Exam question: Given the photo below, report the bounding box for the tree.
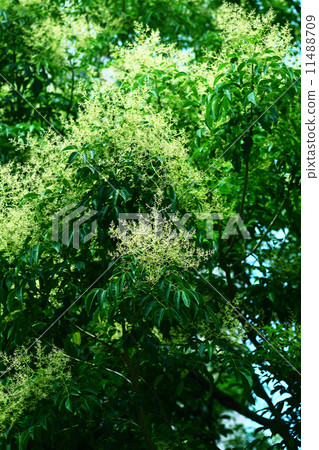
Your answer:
[0,1,300,448]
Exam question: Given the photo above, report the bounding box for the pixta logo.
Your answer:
[118,212,251,240]
[52,204,97,249]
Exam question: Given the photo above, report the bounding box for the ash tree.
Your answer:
[0,2,300,449]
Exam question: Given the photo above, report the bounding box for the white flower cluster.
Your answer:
[109,206,213,284]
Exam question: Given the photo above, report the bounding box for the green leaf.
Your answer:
[199,343,205,358]
[176,380,184,396]
[209,311,220,330]
[16,285,23,304]
[180,369,189,379]
[239,371,253,393]
[112,189,119,207]
[67,151,79,166]
[120,188,131,203]
[154,374,164,387]
[174,291,181,310]
[246,58,258,65]
[73,332,81,345]
[52,241,61,253]
[40,415,48,431]
[205,101,213,129]
[164,283,172,302]
[223,88,231,101]
[6,290,18,312]
[181,291,190,307]
[23,192,39,200]
[217,62,229,72]
[75,260,85,271]
[189,290,199,305]
[109,282,119,301]
[30,244,40,265]
[247,91,257,106]
[18,430,30,450]
[62,145,78,151]
[211,94,223,121]
[145,300,156,318]
[155,308,165,327]
[65,397,72,412]
[213,73,224,85]
[85,288,99,315]
[7,324,15,339]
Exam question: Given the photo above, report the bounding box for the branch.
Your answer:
[140,376,171,427]
[189,371,297,447]
[214,387,272,428]
[214,386,299,447]
[67,321,122,357]
[231,175,295,268]
[121,323,155,450]
[252,373,281,420]
[231,195,286,268]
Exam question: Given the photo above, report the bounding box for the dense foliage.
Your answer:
[0,0,300,448]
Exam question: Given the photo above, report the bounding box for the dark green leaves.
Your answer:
[155,308,165,327]
[30,244,40,266]
[66,151,79,166]
[205,93,228,128]
[164,282,172,302]
[84,288,100,316]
